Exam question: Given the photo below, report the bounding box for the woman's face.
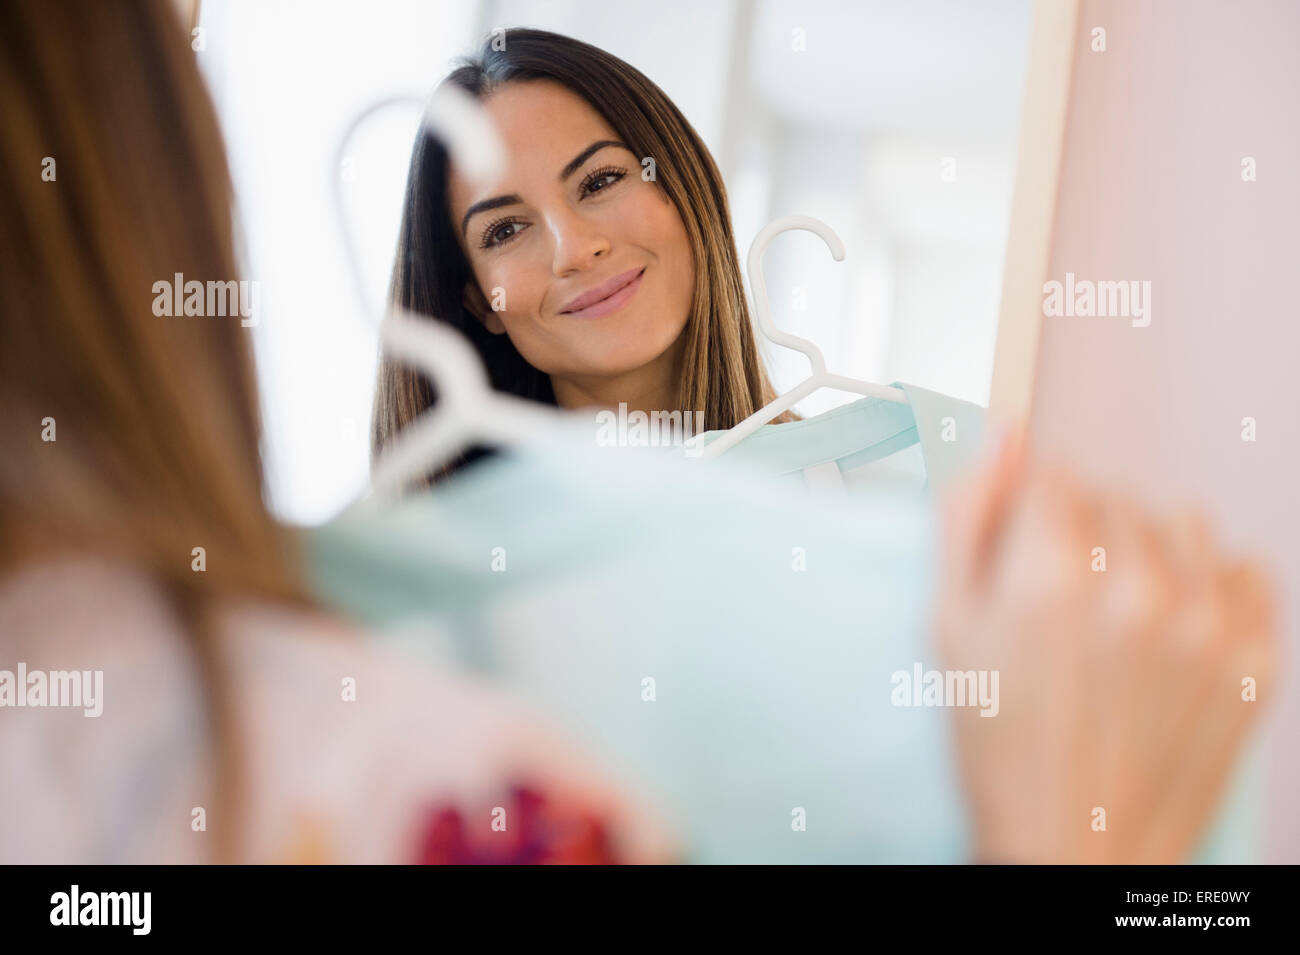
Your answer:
[446,80,694,404]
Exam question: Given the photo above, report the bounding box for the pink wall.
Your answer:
[1029,0,1300,860]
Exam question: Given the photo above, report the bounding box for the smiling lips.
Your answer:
[560,267,645,318]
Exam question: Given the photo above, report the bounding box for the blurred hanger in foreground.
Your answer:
[331,87,564,508]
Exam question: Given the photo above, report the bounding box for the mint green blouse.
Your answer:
[685,381,988,494]
[304,419,1260,863]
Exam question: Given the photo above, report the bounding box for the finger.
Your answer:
[1163,508,1216,583]
[995,461,1095,600]
[1143,560,1277,860]
[1222,560,1277,648]
[1141,509,1216,659]
[1092,492,1178,645]
[939,421,1027,598]
[1217,560,1279,703]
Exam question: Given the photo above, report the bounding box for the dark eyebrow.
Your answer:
[558,139,627,181]
[461,194,523,238]
[460,140,629,239]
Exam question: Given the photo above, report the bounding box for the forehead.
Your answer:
[447,80,620,217]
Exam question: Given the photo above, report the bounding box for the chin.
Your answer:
[563,319,667,367]
[582,350,667,379]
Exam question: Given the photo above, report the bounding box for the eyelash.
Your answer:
[580,165,627,197]
[477,165,629,250]
[478,216,524,250]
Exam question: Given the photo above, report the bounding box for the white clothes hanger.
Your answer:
[330,87,565,506]
[695,215,907,459]
[365,309,561,499]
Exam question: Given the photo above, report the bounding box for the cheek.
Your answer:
[632,190,694,299]
[476,262,545,324]
[656,210,695,311]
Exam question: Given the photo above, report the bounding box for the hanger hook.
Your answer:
[746,214,846,378]
[330,86,505,323]
[381,305,493,406]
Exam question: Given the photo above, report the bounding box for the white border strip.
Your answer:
[988,0,1081,421]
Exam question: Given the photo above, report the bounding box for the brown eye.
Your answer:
[480,217,526,250]
[580,166,627,197]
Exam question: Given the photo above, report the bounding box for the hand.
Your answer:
[934,426,1278,864]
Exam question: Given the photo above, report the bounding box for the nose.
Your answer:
[548,207,611,277]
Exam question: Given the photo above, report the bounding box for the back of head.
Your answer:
[0,0,308,862]
[0,0,298,602]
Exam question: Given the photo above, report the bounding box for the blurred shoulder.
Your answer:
[0,557,676,864]
[220,599,678,863]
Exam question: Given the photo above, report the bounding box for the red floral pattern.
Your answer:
[416,784,621,864]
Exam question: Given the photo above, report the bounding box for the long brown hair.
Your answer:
[0,0,307,861]
[373,27,793,488]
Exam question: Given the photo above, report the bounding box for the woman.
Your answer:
[375,28,796,486]
[0,2,1276,864]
